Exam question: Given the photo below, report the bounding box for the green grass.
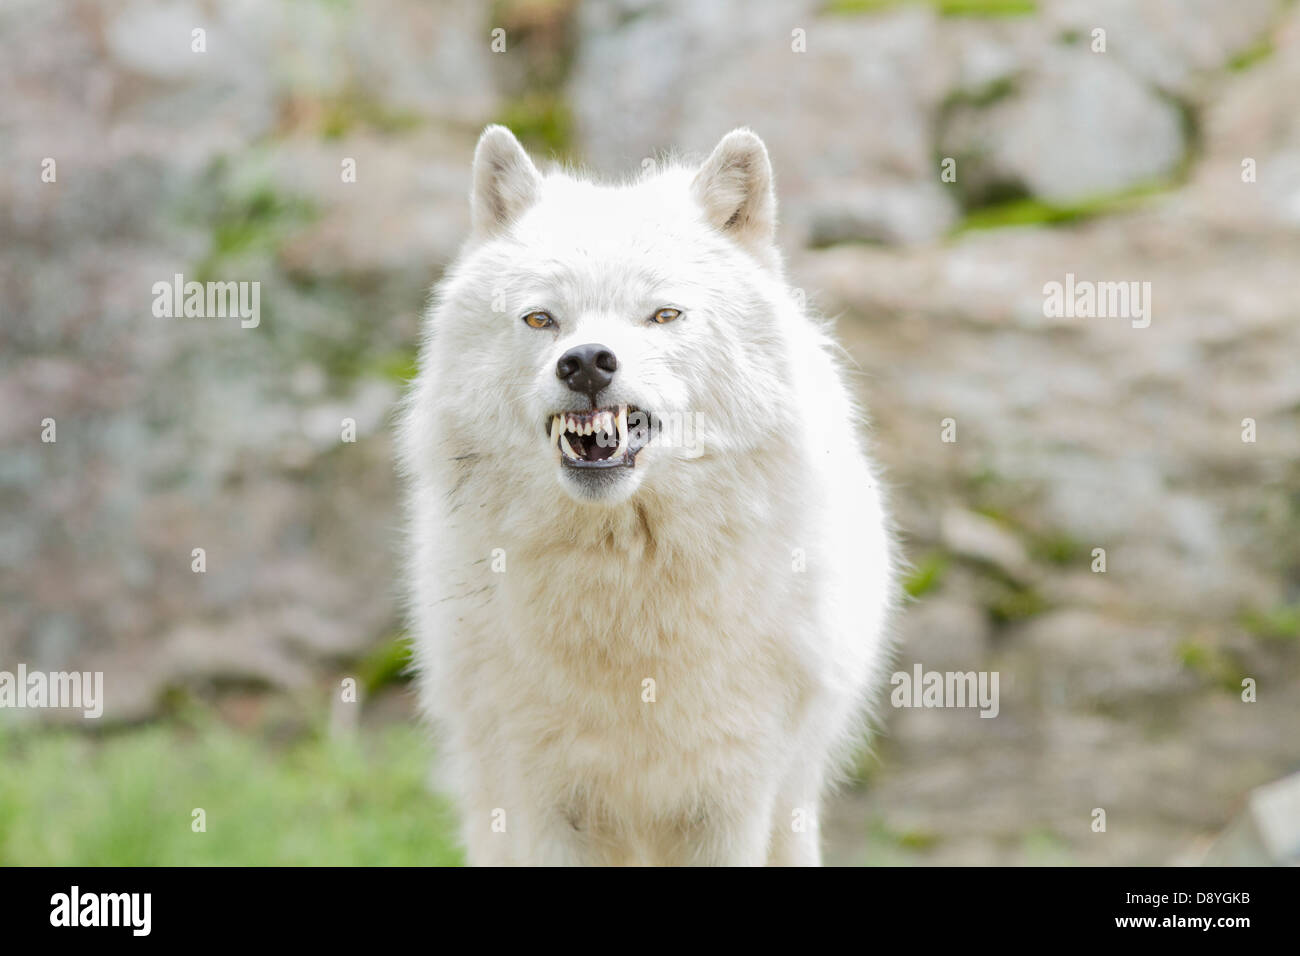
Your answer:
[828,0,1036,17]
[1019,828,1073,864]
[0,714,462,866]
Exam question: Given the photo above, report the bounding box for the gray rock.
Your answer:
[942,49,1187,204]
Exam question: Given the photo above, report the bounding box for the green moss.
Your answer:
[190,175,316,283]
[495,92,575,160]
[1239,603,1300,642]
[212,186,313,256]
[950,177,1182,234]
[1176,640,1252,695]
[845,740,884,784]
[896,828,942,850]
[1028,529,1085,567]
[319,93,423,140]
[865,818,943,857]
[941,75,1019,111]
[986,580,1047,624]
[903,552,950,598]
[955,196,1100,232]
[1227,38,1275,72]
[1176,640,1214,674]
[363,348,420,385]
[359,634,415,694]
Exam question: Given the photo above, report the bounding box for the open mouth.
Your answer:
[547,404,646,469]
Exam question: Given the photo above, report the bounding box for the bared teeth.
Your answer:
[550,406,634,462]
[614,404,629,458]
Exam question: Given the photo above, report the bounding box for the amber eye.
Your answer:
[523,310,555,329]
[652,307,682,324]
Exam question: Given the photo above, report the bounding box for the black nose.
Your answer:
[556,343,618,399]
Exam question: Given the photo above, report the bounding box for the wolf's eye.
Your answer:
[651,307,682,324]
[523,310,555,329]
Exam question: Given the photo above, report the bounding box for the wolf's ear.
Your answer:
[691,129,776,249]
[471,125,542,238]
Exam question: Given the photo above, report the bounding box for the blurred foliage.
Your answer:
[496,91,575,159]
[1239,603,1300,642]
[1019,828,1073,864]
[491,0,579,160]
[1227,38,1276,72]
[984,578,1047,624]
[1175,640,1251,695]
[828,0,1036,17]
[902,552,949,598]
[940,75,1019,112]
[951,181,1174,234]
[368,347,421,385]
[359,634,415,694]
[1027,528,1086,567]
[317,93,424,140]
[185,161,317,283]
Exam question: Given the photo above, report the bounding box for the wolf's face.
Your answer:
[424,127,798,506]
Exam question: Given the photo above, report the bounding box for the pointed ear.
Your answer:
[470,125,542,238]
[690,129,776,248]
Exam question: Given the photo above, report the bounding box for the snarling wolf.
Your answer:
[398,126,896,865]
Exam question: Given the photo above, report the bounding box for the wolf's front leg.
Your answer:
[681,795,777,866]
[526,810,594,866]
[767,807,823,866]
[463,803,593,866]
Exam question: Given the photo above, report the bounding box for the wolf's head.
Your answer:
[417,126,805,507]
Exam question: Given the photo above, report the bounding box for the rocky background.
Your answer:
[2,0,1297,865]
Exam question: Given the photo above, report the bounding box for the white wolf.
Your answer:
[398,126,896,866]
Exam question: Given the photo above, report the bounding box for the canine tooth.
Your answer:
[560,434,579,460]
[550,415,562,448]
[615,404,629,458]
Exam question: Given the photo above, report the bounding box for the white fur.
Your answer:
[397,126,897,866]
